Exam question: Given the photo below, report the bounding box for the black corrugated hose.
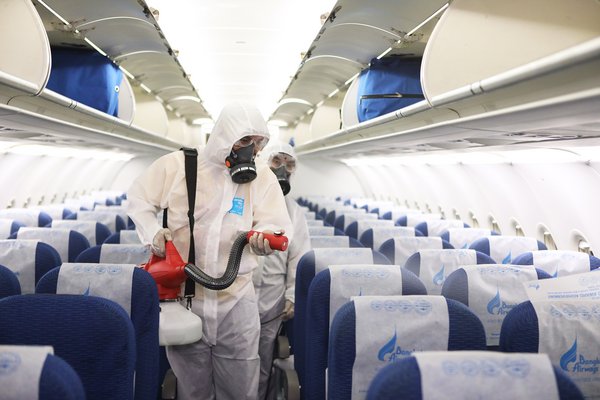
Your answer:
[183,231,248,291]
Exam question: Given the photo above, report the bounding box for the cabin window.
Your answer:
[469,211,479,228]
[452,208,460,221]
[438,206,446,219]
[543,231,558,250]
[510,218,525,237]
[578,240,594,256]
[489,215,501,234]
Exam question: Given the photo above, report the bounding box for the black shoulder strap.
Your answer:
[181,147,198,299]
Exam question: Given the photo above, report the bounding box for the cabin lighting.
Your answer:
[83,38,108,57]
[277,98,313,107]
[168,96,202,103]
[140,84,153,94]
[191,118,213,126]
[119,66,136,81]
[268,119,289,128]
[35,0,71,27]
[2,144,134,161]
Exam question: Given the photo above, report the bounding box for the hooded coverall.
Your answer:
[128,102,293,400]
[253,143,311,399]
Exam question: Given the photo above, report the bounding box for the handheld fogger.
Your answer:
[143,231,288,345]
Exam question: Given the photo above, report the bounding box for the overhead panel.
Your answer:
[271,0,448,125]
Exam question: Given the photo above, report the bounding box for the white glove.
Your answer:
[152,228,172,257]
[248,230,281,256]
[282,300,294,321]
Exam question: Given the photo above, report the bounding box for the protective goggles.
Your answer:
[234,135,268,151]
[269,153,296,173]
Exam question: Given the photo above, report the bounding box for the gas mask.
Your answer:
[271,166,291,195]
[225,143,257,184]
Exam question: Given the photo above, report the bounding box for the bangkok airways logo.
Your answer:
[502,251,512,264]
[486,288,516,315]
[560,338,600,374]
[433,264,445,286]
[377,327,413,363]
[0,352,20,376]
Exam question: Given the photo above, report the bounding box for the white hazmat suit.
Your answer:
[127,103,293,400]
[253,142,311,400]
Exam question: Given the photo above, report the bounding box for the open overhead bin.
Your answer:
[0,0,207,155]
[293,0,600,159]
[270,0,448,126]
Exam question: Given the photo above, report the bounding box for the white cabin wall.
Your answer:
[334,153,600,253]
[109,156,157,193]
[131,86,169,137]
[284,120,311,146]
[309,97,342,140]
[0,153,130,209]
[165,113,205,148]
[292,158,365,199]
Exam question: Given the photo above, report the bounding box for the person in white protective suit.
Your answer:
[253,142,311,400]
[127,102,294,400]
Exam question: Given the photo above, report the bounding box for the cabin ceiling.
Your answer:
[144,0,337,120]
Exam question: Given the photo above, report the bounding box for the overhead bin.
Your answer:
[0,0,50,101]
[271,0,448,125]
[37,0,209,121]
[294,0,600,159]
[421,0,600,100]
[0,0,206,154]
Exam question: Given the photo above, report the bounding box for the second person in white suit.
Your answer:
[253,142,311,400]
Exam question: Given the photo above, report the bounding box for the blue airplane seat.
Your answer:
[0,209,52,227]
[11,228,90,263]
[469,236,547,264]
[0,240,63,294]
[103,230,142,244]
[344,220,395,240]
[381,211,393,220]
[334,214,377,233]
[293,248,391,394]
[0,219,26,239]
[328,297,486,400]
[439,228,500,249]
[51,220,112,246]
[414,220,470,237]
[66,211,127,232]
[512,250,600,277]
[33,211,51,227]
[395,214,440,227]
[404,249,495,295]
[0,345,86,400]
[304,266,426,400]
[0,264,21,298]
[379,237,454,265]
[500,299,600,399]
[442,265,551,350]
[37,211,52,227]
[316,208,327,221]
[366,353,584,400]
[0,294,136,400]
[37,264,160,400]
[325,210,337,226]
[499,301,541,353]
[359,226,422,249]
[309,235,364,249]
[75,244,150,265]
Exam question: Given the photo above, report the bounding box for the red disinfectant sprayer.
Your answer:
[143,230,288,345]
